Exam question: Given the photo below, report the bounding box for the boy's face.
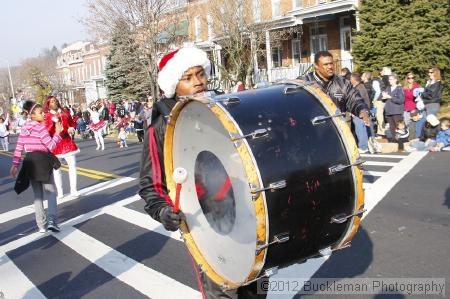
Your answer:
[175,66,207,96]
[441,122,450,130]
[411,115,420,122]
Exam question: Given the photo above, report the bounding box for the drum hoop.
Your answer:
[164,99,268,289]
[303,85,365,249]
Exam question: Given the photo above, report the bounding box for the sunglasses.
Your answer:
[407,77,415,79]
[428,71,434,74]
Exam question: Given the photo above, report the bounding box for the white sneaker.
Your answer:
[358,148,369,154]
[96,146,100,150]
[39,228,47,233]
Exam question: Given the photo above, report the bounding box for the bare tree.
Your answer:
[197,0,301,88]
[82,0,189,98]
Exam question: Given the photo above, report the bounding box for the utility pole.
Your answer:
[6,61,16,100]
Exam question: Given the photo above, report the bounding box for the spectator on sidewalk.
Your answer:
[395,120,409,151]
[0,113,10,151]
[431,118,450,152]
[132,116,145,142]
[421,67,443,116]
[351,73,371,153]
[403,72,421,126]
[382,74,405,141]
[371,70,386,137]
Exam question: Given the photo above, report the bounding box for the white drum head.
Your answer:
[172,101,257,284]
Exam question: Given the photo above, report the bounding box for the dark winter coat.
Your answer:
[14,151,61,194]
[421,81,443,104]
[384,86,405,116]
[139,97,177,222]
[305,72,369,116]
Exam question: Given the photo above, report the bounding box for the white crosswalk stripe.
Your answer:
[0,152,428,299]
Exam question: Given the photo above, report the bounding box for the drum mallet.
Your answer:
[172,167,188,214]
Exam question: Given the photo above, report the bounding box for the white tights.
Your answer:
[53,154,77,198]
[94,130,105,150]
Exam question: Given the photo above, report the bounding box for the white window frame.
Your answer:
[291,33,301,65]
[253,0,262,22]
[271,47,282,68]
[293,0,302,9]
[310,25,328,56]
[272,0,281,18]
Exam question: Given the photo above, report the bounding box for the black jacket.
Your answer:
[421,81,443,104]
[139,97,177,222]
[14,151,61,194]
[305,72,369,115]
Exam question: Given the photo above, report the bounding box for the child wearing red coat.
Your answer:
[44,96,80,199]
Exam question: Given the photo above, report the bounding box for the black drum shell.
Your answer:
[214,85,355,269]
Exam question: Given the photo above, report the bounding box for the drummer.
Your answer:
[139,47,265,298]
[303,51,370,125]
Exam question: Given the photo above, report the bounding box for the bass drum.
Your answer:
[164,84,365,289]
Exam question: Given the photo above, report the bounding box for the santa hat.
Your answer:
[157,47,211,98]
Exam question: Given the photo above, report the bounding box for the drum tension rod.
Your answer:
[229,128,269,147]
[218,97,241,107]
[311,112,346,125]
[330,208,367,224]
[242,267,279,286]
[328,158,365,175]
[250,180,287,200]
[318,243,352,257]
[255,233,290,255]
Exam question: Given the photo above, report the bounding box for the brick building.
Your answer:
[56,41,109,106]
[180,0,358,83]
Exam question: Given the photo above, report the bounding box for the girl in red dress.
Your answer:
[44,96,80,199]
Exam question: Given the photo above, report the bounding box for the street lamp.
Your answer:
[6,61,16,100]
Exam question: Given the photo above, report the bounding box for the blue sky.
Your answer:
[0,0,89,66]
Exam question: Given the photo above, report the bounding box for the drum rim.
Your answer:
[303,85,365,249]
[164,99,269,289]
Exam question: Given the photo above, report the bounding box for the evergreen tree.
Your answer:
[105,21,151,102]
[353,0,450,102]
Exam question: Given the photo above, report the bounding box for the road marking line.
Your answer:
[360,154,407,159]
[364,170,385,177]
[0,151,119,180]
[0,177,135,224]
[54,227,201,299]
[363,160,397,166]
[362,151,428,217]
[60,165,121,178]
[266,151,428,299]
[0,254,46,299]
[363,182,372,190]
[105,206,181,241]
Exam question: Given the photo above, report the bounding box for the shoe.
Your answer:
[120,145,123,148]
[96,146,100,150]
[124,145,128,148]
[358,148,369,154]
[39,228,47,233]
[47,220,60,232]
[101,147,105,150]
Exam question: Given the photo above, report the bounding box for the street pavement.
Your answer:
[0,135,448,299]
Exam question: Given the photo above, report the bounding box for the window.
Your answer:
[342,29,351,51]
[272,47,282,67]
[310,26,328,54]
[292,33,301,65]
[207,14,214,40]
[272,0,281,18]
[294,0,302,8]
[253,0,261,22]
[194,16,201,41]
